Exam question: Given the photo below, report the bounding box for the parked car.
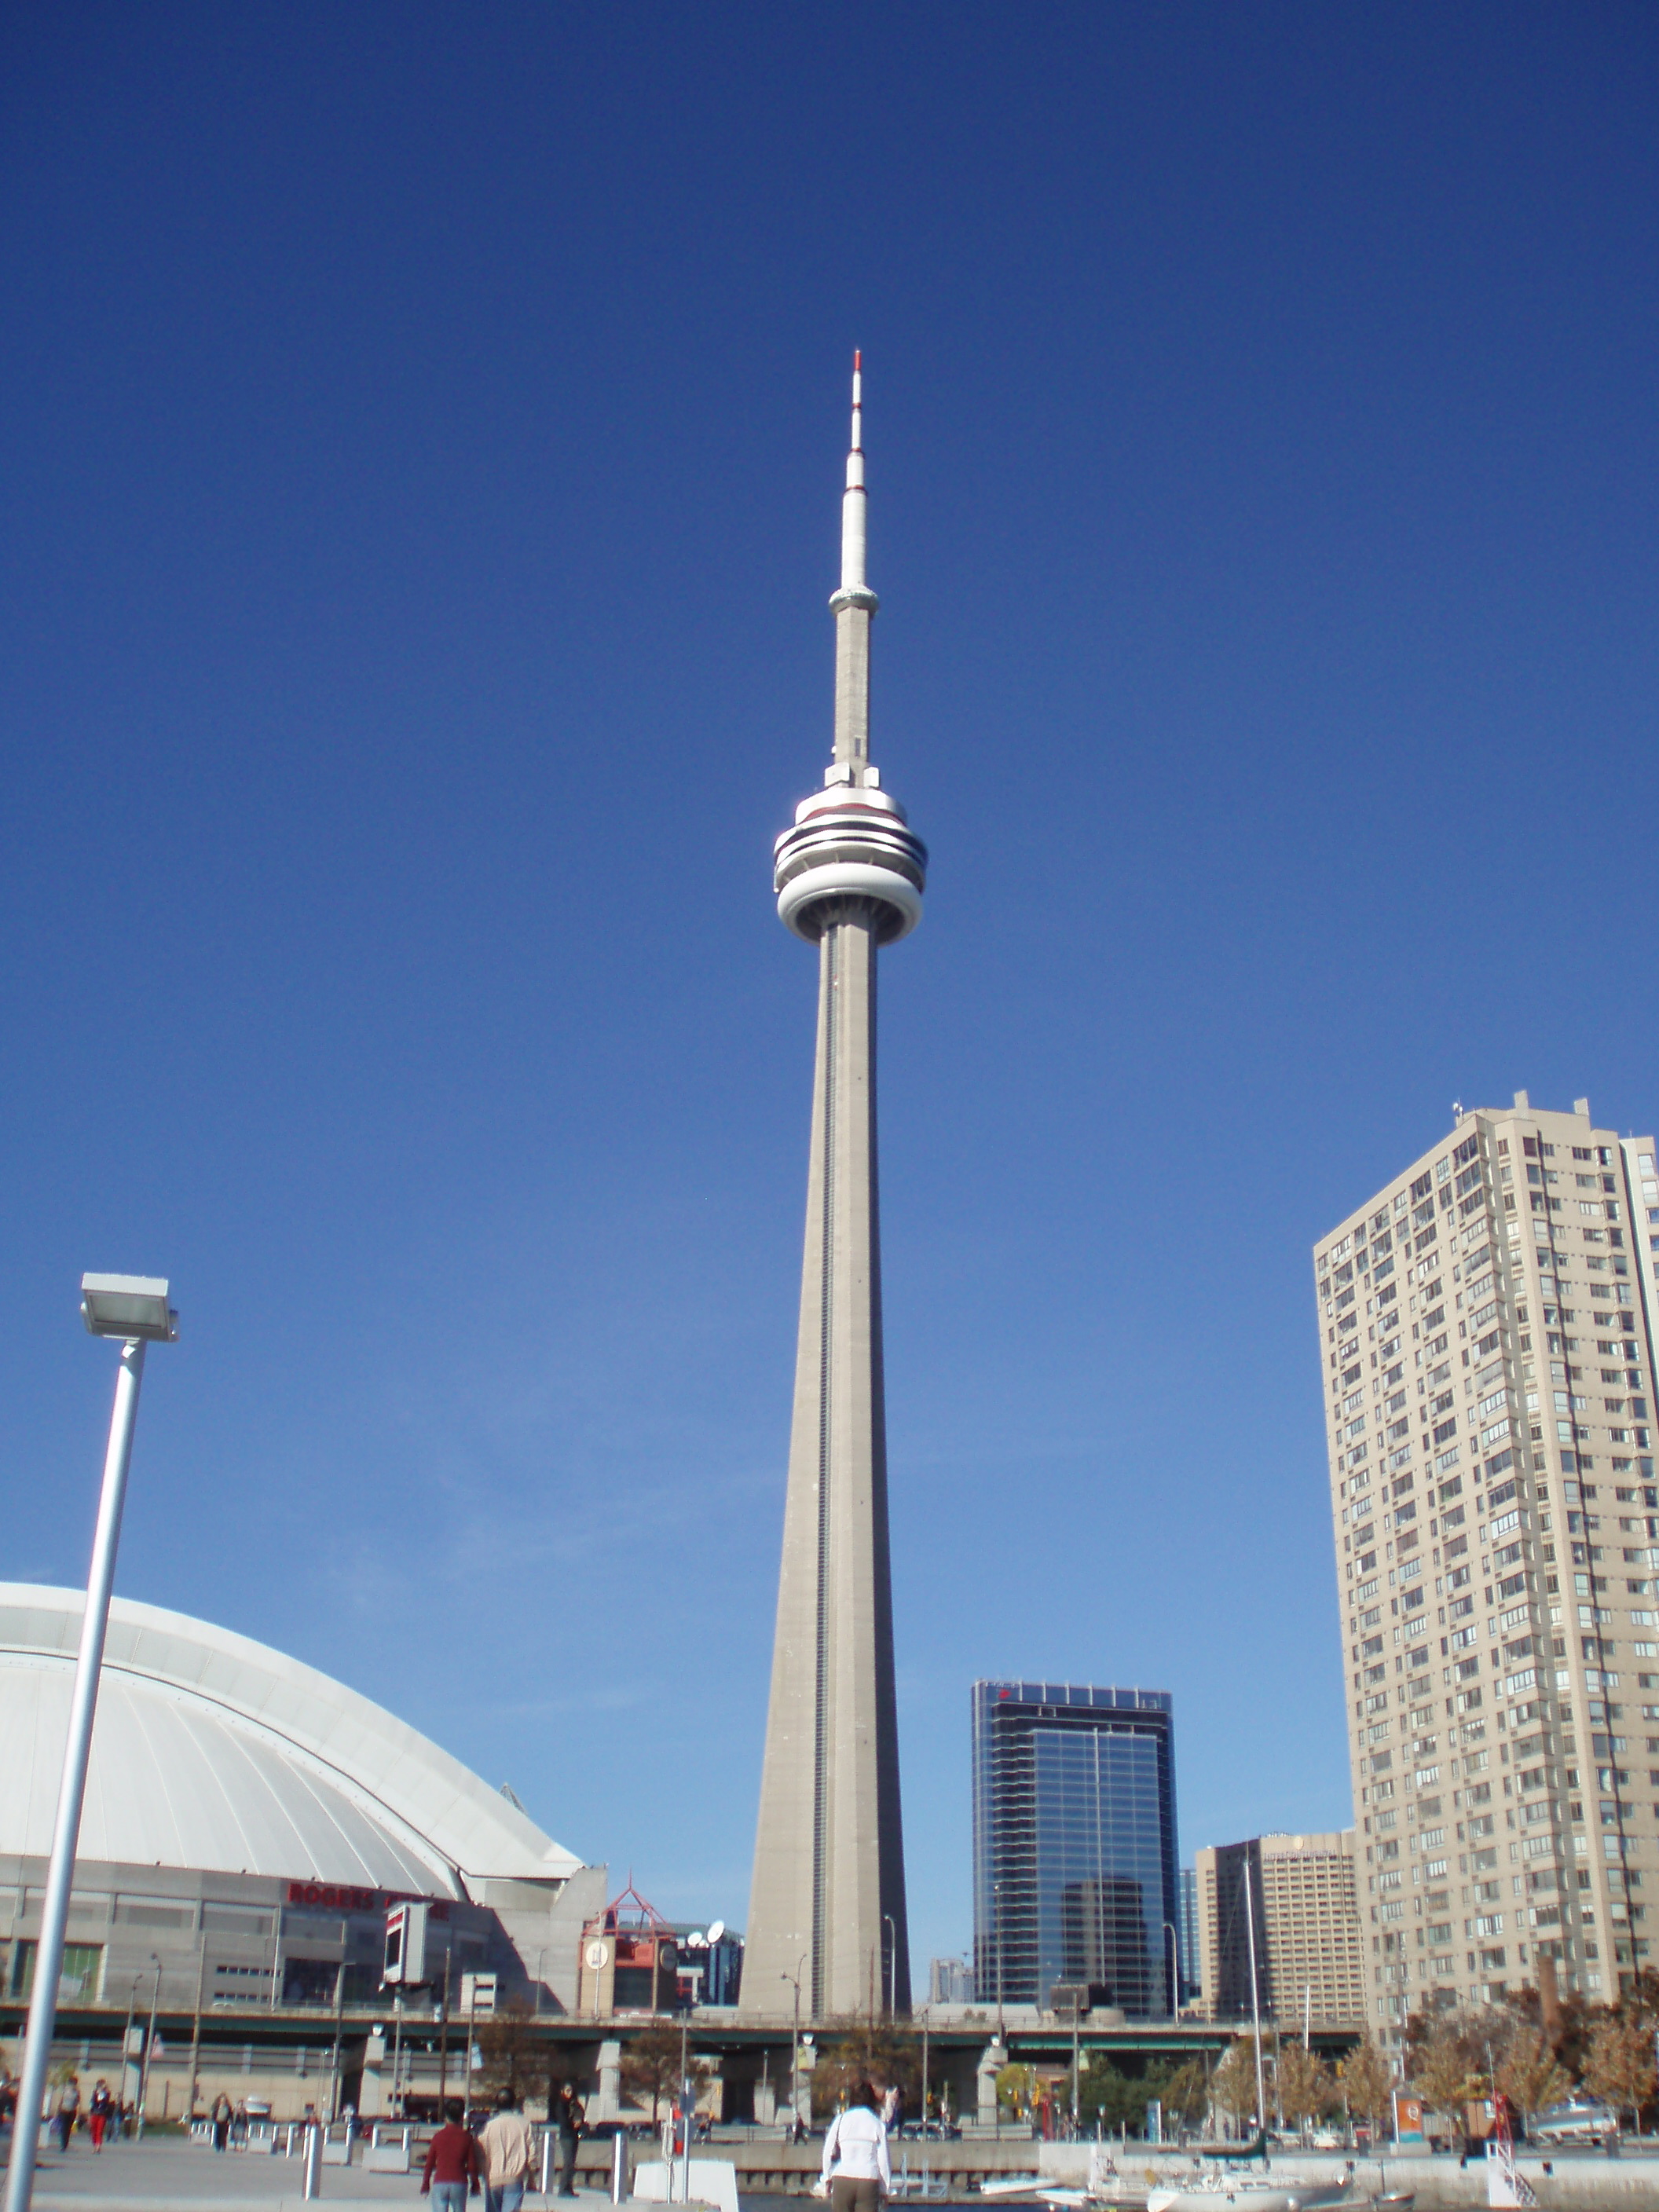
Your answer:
[1530,2097,1617,2146]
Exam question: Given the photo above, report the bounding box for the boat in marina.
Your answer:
[1145,2176,1353,2212]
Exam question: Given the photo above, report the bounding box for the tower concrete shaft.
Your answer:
[744,359,921,2023]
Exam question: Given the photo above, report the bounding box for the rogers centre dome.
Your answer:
[0,1584,580,1893]
[0,1584,606,2034]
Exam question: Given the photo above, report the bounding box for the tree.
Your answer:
[1410,2020,1478,2136]
[1076,2058,1174,2135]
[619,2023,710,2126]
[474,2001,548,2108]
[1496,2029,1569,2132]
[1211,2037,1264,2130]
[1276,2043,1334,2133]
[993,2063,1038,2121]
[1339,2038,1393,2139]
[1582,2015,1656,2134]
[811,2023,919,2111]
[1162,2060,1210,2133]
[1507,1970,1599,2081]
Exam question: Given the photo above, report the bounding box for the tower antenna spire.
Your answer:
[841,350,866,595]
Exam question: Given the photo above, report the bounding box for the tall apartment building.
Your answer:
[1318,1093,1659,2050]
[1194,1832,1364,2028]
[972,1681,1178,2016]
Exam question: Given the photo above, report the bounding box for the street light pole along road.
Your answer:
[3,1276,178,2212]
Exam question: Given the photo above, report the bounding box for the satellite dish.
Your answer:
[707,1920,726,1944]
[689,1931,705,1946]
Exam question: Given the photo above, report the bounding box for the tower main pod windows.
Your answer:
[1316,1098,1659,2051]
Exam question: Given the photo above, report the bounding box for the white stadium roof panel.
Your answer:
[0,1586,581,1895]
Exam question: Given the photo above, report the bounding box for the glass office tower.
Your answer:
[972,1680,1179,2016]
[1177,1863,1199,2005]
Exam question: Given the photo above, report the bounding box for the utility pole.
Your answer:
[437,1937,452,2108]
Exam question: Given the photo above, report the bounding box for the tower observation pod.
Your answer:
[742,357,919,2024]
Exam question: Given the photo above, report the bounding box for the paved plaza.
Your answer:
[4,2137,614,2211]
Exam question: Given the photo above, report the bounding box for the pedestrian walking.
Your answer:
[54,2077,81,2152]
[212,2092,233,2152]
[820,2082,890,2212]
[478,2088,537,2212]
[552,2082,584,2197]
[422,2096,482,2210]
[88,2079,114,2152]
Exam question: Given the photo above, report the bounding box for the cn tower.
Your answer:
[742,358,921,2023]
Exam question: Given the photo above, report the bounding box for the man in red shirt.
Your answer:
[422,2098,481,2209]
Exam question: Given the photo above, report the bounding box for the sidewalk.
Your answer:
[7,2139,617,2210]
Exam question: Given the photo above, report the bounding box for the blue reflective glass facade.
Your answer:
[1177,1865,1199,2004]
[972,1680,1178,2016]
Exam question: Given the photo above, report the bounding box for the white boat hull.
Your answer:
[1148,2184,1352,2212]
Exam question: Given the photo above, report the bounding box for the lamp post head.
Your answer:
[81,1275,178,1342]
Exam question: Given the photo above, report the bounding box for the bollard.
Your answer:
[303,2122,323,2200]
[610,2129,628,2205]
[541,2126,556,2198]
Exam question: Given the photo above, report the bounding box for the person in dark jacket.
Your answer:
[422,2097,482,2210]
[87,2080,115,2152]
[552,2084,584,2198]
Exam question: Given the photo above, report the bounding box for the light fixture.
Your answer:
[80,1273,179,1342]
[4,1272,179,2212]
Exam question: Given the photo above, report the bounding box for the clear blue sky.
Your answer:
[4,4,1658,1987]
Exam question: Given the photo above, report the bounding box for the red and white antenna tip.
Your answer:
[853,349,861,372]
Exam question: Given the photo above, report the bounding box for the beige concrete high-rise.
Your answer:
[1194,1833,1364,2029]
[1317,1094,1659,2056]
[741,360,923,2023]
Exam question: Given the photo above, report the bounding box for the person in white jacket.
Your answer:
[821,2082,891,2212]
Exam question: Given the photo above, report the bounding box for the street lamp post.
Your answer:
[1163,1921,1181,2020]
[120,1977,141,2118]
[3,1276,177,2212]
[137,1954,163,2137]
[781,1957,807,2133]
[994,1880,1005,2034]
